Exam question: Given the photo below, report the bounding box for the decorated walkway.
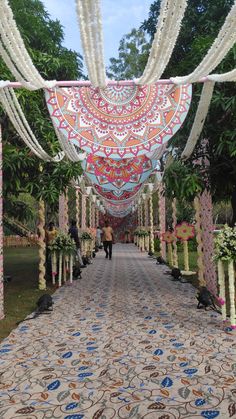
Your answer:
[0,244,235,419]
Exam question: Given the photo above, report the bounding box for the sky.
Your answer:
[42,0,153,68]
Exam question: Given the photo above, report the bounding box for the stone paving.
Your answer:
[0,244,235,418]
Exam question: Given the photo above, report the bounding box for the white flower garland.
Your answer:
[54,127,87,162]
[138,0,187,85]
[208,67,236,82]
[181,81,215,160]
[75,0,106,88]
[171,2,236,84]
[0,87,64,161]
[0,0,56,90]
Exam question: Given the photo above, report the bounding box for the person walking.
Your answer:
[102,220,114,260]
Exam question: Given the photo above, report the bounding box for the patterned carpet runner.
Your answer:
[0,244,235,418]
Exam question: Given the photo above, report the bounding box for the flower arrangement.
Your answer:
[49,232,76,254]
[214,225,236,329]
[48,232,76,287]
[81,231,93,240]
[214,225,236,261]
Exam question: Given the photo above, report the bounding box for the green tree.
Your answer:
[141,0,236,222]
[0,0,84,218]
[107,28,150,79]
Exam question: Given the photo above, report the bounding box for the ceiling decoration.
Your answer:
[45,83,192,159]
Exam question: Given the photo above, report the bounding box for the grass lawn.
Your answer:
[0,246,56,342]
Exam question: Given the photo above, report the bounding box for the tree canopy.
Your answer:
[108,0,236,221]
[0,0,84,215]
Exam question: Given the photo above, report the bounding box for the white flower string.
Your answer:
[0,88,64,161]
[138,0,187,85]
[171,1,236,84]
[208,67,236,82]
[0,0,56,90]
[181,81,215,160]
[54,128,87,162]
[75,0,106,88]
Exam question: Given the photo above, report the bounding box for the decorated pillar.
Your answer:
[194,196,205,286]
[149,194,155,254]
[75,189,80,229]
[89,199,92,228]
[59,190,69,233]
[81,194,86,229]
[158,183,166,259]
[38,198,46,290]
[96,208,99,227]
[199,189,217,295]
[0,126,3,320]
[172,197,178,267]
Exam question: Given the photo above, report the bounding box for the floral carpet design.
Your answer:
[0,244,235,418]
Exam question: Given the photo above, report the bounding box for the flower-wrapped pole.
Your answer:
[158,183,166,260]
[51,252,57,285]
[175,222,195,274]
[172,198,178,267]
[58,251,62,288]
[217,260,226,321]
[183,240,189,272]
[161,231,174,266]
[81,194,86,229]
[69,254,73,284]
[149,194,155,255]
[228,260,236,329]
[214,225,236,328]
[194,196,205,286]
[75,189,80,229]
[38,198,46,290]
[145,234,150,252]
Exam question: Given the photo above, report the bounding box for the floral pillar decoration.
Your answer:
[175,222,195,274]
[81,194,86,230]
[194,196,206,286]
[158,183,166,260]
[148,183,155,255]
[142,194,148,228]
[59,190,69,233]
[214,226,236,329]
[172,197,178,267]
[75,189,81,229]
[96,208,99,227]
[38,198,46,290]
[0,126,3,320]
[200,189,217,295]
[161,231,175,266]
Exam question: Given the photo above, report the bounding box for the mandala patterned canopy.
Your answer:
[94,184,141,202]
[82,154,158,191]
[45,83,192,159]
[103,201,133,217]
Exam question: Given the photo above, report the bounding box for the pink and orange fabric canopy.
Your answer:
[45,83,192,160]
[45,83,192,216]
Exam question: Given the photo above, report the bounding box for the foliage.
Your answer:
[107,1,236,214]
[81,231,93,240]
[49,231,76,254]
[107,29,150,79]
[135,229,149,237]
[163,160,204,200]
[214,225,236,261]
[0,0,85,216]
[141,0,236,207]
